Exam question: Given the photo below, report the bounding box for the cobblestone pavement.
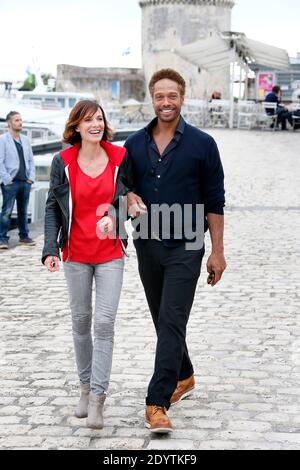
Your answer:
[0,129,300,450]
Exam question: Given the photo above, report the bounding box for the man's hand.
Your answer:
[206,251,227,287]
[44,256,60,272]
[26,179,34,184]
[127,192,147,218]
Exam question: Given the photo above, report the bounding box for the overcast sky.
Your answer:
[0,0,298,81]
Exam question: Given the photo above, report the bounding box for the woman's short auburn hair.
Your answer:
[63,100,113,144]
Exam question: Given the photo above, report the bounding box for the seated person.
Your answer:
[292,108,300,129]
[210,91,222,101]
[292,88,300,102]
[265,86,293,130]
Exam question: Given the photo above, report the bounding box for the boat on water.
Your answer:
[0,121,59,144]
[0,134,136,228]
[0,88,96,137]
[0,87,145,142]
[0,85,144,228]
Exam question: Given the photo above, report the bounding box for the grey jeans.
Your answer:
[63,258,124,395]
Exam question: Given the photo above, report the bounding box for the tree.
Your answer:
[19,74,36,91]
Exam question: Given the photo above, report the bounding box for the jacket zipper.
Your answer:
[64,164,72,262]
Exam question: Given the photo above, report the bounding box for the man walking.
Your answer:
[125,69,226,434]
[0,111,36,249]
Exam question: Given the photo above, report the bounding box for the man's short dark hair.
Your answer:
[149,69,186,97]
[272,86,281,94]
[6,111,20,122]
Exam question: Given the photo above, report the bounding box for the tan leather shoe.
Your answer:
[170,374,195,406]
[145,405,173,434]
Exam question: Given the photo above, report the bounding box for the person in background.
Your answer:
[210,91,222,101]
[0,111,36,249]
[291,108,300,130]
[42,100,140,429]
[265,86,293,130]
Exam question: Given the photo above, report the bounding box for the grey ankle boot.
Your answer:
[75,383,90,418]
[86,391,106,429]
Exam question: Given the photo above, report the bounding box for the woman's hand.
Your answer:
[44,256,60,272]
[127,192,147,218]
[97,216,114,234]
[96,216,116,240]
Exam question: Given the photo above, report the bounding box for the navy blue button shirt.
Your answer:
[125,116,225,244]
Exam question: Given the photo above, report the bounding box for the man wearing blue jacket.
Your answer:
[0,111,36,249]
[265,86,293,130]
[125,69,226,434]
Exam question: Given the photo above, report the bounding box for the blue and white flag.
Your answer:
[122,47,131,56]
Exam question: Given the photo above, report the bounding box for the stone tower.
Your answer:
[139,0,235,99]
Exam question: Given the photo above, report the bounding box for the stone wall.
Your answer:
[140,0,234,99]
[56,65,145,103]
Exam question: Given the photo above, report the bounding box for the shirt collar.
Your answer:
[145,115,185,141]
[8,131,22,145]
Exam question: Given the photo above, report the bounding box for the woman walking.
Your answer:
[42,100,136,429]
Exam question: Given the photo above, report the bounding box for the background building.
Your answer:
[56,1,296,104]
[56,65,145,103]
[139,0,235,99]
[275,53,300,101]
[57,0,235,102]
[252,53,300,102]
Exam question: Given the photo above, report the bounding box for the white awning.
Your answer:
[241,37,290,70]
[176,35,232,71]
[176,33,290,71]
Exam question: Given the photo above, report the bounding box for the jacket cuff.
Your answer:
[41,247,60,265]
[2,175,13,185]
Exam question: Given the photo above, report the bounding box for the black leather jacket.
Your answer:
[42,151,134,264]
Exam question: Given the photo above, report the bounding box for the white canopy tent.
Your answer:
[176,32,290,127]
[239,36,290,71]
[177,34,234,71]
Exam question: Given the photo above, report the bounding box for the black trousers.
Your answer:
[277,109,293,130]
[134,239,205,409]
